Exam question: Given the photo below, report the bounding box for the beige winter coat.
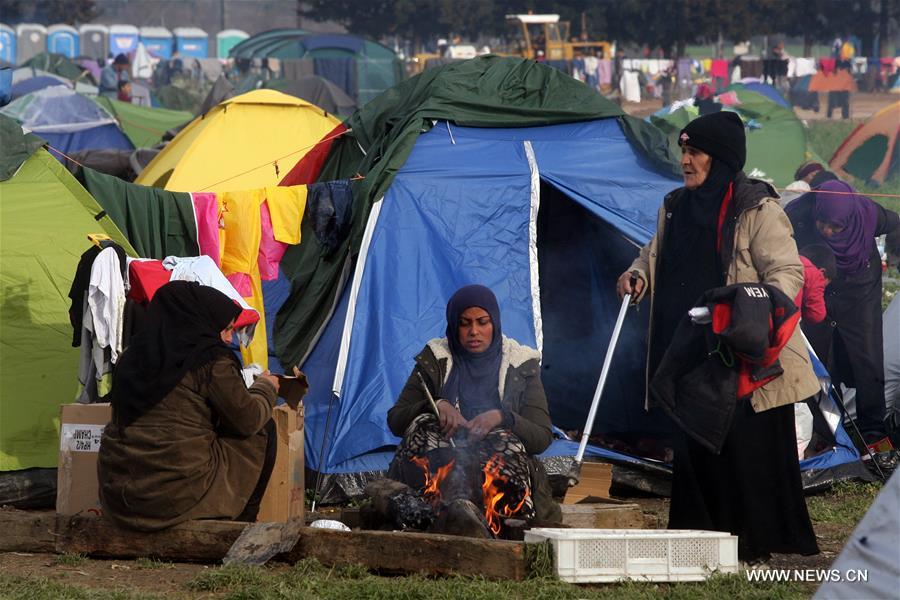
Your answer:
[629,174,820,412]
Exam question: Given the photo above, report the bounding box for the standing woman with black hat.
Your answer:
[616,111,820,563]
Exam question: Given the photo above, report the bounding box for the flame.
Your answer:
[411,455,455,507]
[481,454,529,536]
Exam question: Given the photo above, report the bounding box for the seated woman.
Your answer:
[98,281,280,531]
[387,284,561,525]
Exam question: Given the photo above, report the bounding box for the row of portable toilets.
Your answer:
[0,24,249,64]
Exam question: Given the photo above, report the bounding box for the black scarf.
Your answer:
[441,285,504,420]
[111,281,242,428]
[649,160,736,378]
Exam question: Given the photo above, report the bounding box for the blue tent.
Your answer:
[0,86,132,155]
[10,74,67,100]
[288,118,678,474]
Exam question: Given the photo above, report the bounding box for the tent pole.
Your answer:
[311,391,339,512]
[800,331,886,481]
[569,292,632,486]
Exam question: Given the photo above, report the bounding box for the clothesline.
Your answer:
[775,187,900,199]
[197,127,353,191]
[46,144,87,168]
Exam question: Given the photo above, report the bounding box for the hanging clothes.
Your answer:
[88,246,127,364]
[306,180,353,255]
[80,167,198,260]
[259,185,309,279]
[191,192,222,267]
[597,59,612,86]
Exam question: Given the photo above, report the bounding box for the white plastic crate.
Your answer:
[524,528,738,583]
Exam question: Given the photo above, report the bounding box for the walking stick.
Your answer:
[800,331,886,481]
[568,282,635,487]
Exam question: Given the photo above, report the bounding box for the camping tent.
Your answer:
[0,115,134,471]
[651,88,815,186]
[262,75,356,116]
[92,96,191,148]
[0,86,133,155]
[267,56,682,475]
[10,74,67,100]
[231,31,403,105]
[135,89,340,192]
[727,80,790,108]
[829,101,899,185]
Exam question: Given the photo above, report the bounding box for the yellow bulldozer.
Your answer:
[504,13,612,61]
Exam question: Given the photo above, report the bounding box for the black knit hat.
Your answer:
[678,111,746,173]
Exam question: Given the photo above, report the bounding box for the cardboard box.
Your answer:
[56,403,111,516]
[563,462,612,505]
[257,404,305,523]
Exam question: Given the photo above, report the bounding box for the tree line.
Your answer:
[300,0,895,58]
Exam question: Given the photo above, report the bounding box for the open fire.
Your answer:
[411,452,529,537]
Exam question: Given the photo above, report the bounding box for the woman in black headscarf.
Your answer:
[387,285,560,529]
[98,281,280,531]
[617,111,820,563]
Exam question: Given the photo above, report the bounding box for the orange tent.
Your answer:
[830,102,900,184]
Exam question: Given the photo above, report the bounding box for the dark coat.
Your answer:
[98,355,277,531]
[387,336,560,522]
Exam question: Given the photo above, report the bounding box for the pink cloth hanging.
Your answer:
[191,192,221,267]
[257,200,288,281]
[597,59,612,85]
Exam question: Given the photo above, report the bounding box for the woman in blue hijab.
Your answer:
[387,285,560,529]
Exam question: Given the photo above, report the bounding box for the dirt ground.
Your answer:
[623,91,897,121]
[0,493,856,598]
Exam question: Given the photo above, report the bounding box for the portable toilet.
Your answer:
[0,24,15,64]
[16,24,47,63]
[216,29,248,58]
[139,26,173,59]
[109,25,139,56]
[173,27,208,58]
[79,24,108,60]
[47,24,79,58]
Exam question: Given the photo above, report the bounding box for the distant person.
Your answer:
[694,83,721,115]
[117,80,132,103]
[100,53,130,99]
[786,181,900,450]
[827,63,852,120]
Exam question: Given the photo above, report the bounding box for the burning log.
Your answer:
[366,448,532,540]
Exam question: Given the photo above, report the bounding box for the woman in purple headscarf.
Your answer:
[786,180,900,446]
[386,284,561,531]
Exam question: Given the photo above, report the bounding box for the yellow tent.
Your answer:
[135,90,341,192]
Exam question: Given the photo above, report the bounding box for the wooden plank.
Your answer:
[56,515,247,562]
[563,462,612,504]
[560,502,646,529]
[287,527,528,581]
[0,509,57,553]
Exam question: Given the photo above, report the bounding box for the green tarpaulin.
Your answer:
[274,55,680,367]
[80,167,198,259]
[0,116,134,471]
[92,97,191,148]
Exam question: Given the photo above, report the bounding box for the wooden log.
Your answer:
[0,509,57,553]
[56,515,247,562]
[287,527,528,580]
[559,502,646,529]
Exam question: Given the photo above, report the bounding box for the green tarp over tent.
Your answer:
[651,89,819,187]
[274,55,679,367]
[92,97,191,148]
[0,115,134,471]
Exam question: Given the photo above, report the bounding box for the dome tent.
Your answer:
[0,86,132,155]
[135,89,339,192]
[0,115,134,471]
[829,101,899,185]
